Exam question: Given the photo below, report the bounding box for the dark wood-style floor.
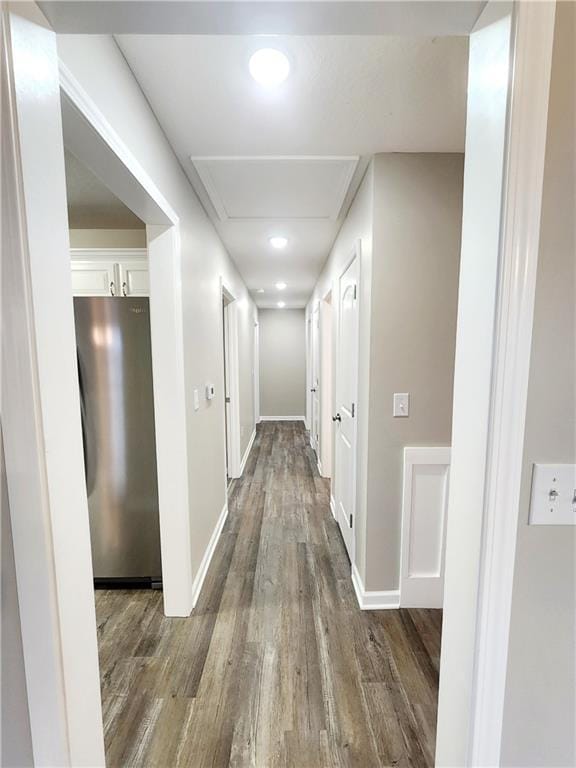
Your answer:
[95,421,442,767]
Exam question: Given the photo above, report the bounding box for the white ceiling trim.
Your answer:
[190,155,359,222]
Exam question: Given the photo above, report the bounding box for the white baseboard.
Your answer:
[191,502,228,609]
[329,495,336,520]
[259,416,306,422]
[351,563,400,610]
[239,428,256,476]
[317,459,323,476]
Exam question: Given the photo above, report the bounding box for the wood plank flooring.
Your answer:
[95,421,442,767]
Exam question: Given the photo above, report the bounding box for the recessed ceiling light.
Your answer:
[249,49,290,88]
[276,282,287,291]
[256,288,265,294]
[277,301,286,308]
[269,236,288,250]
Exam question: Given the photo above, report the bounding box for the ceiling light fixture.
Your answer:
[277,301,286,308]
[276,282,287,291]
[269,236,288,250]
[249,48,290,88]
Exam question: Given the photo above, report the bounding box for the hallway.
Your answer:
[95,422,441,767]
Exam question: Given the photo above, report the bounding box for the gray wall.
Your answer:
[365,153,463,590]
[259,309,306,419]
[1,429,34,767]
[307,154,463,591]
[502,5,575,765]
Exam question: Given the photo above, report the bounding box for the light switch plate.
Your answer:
[529,463,576,525]
[393,393,410,418]
[193,388,200,412]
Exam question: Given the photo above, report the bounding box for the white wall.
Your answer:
[307,153,463,592]
[259,309,306,419]
[56,35,257,596]
[502,4,575,764]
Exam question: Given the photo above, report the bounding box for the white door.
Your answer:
[334,253,359,559]
[310,304,320,452]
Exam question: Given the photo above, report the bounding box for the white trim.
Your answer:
[399,447,451,609]
[147,225,193,617]
[469,3,556,764]
[190,502,229,609]
[259,416,306,422]
[239,428,256,476]
[253,317,260,426]
[221,282,242,479]
[329,495,336,520]
[70,247,147,261]
[351,564,400,611]
[317,459,323,476]
[59,61,178,225]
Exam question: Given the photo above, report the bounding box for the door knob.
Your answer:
[332,413,341,422]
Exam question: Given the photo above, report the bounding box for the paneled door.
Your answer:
[310,304,320,452]
[333,252,359,560]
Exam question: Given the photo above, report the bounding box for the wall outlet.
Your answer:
[205,383,215,400]
[393,392,410,418]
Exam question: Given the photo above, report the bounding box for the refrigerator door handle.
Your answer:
[77,349,97,496]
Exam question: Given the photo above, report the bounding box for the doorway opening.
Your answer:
[221,283,242,482]
[65,149,164,592]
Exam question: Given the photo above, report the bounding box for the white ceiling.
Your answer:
[116,34,468,307]
[64,149,145,229]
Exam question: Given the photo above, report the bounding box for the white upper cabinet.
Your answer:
[70,249,148,297]
[117,259,149,297]
[70,259,118,296]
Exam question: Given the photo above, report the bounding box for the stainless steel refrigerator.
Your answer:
[74,297,162,588]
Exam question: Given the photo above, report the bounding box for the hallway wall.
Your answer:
[259,309,306,419]
[307,153,463,593]
[502,5,575,764]
[57,35,257,597]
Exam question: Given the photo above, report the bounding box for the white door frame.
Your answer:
[3,5,193,763]
[310,301,320,453]
[221,281,242,479]
[318,287,333,479]
[467,3,556,763]
[253,315,260,426]
[60,60,193,619]
[436,2,557,765]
